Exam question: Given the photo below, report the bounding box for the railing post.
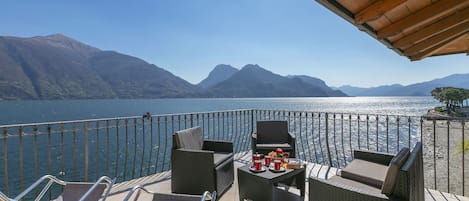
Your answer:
[251,109,254,134]
[462,120,465,196]
[325,113,333,166]
[2,128,8,196]
[84,122,89,181]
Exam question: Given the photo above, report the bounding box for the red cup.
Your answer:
[264,156,272,166]
[252,153,261,162]
[274,160,282,170]
[254,160,262,170]
[284,152,290,158]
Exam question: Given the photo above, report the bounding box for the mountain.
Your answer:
[89,51,198,98]
[338,84,404,96]
[0,34,348,100]
[0,34,197,99]
[197,64,238,88]
[338,74,469,96]
[204,64,347,97]
[287,75,347,97]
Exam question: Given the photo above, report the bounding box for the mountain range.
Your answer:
[0,34,346,100]
[200,64,346,97]
[338,73,469,96]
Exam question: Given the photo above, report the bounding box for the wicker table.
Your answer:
[237,164,305,201]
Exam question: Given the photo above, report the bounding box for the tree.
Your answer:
[431,87,469,113]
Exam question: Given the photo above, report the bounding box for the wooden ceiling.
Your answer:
[316,0,469,61]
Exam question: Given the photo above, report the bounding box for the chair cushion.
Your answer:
[213,152,233,166]
[174,127,203,150]
[256,143,292,149]
[381,147,410,195]
[341,159,388,188]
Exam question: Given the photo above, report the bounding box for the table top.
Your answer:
[238,164,305,183]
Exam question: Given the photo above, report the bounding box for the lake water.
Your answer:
[0,96,439,125]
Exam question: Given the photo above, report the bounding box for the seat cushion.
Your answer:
[256,143,292,149]
[213,152,233,166]
[174,127,203,150]
[341,159,388,188]
[381,147,410,195]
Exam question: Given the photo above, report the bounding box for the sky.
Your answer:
[0,0,467,87]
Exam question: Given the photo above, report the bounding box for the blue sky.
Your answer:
[0,0,467,87]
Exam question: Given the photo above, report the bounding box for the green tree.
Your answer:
[431,87,469,113]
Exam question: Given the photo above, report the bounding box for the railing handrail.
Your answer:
[0,109,255,128]
[251,109,423,118]
[0,108,423,129]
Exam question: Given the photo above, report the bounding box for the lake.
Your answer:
[0,96,439,125]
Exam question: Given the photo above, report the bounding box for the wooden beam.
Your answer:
[403,21,469,55]
[394,7,469,49]
[354,0,406,24]
[378,0,469,38]
[410,33,468,61]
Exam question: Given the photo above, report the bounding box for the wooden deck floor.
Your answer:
[106,152,469,201]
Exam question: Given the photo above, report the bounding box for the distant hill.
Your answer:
[89,51,198,98]
[0,34,197,99]
[203,64,347,97]
[339,74,469,96]
[287,75,347,97]
[197,64,238,88]
[338,84,404,96]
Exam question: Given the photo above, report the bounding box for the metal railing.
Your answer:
[0,109,467,198]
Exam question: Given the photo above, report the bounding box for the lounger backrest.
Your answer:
[152,193,202,201]
[256,121,289,144]
[61,183,107,201]
[173,127,203,150]
[391,142,424,201]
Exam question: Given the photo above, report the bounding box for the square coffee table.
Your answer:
[237,164,305,201]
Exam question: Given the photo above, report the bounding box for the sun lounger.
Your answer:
[7,175,114,201]
[122,185,216,201]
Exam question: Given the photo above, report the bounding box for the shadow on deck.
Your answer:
[106,151,469,201]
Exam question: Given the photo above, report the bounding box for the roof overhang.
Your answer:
[316,0,469,61]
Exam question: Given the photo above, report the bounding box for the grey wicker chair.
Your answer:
[171,126,234,198]
[309,142,423,201]
[252,121,296,157]
[4,175,114,201]
[123,185,216,201]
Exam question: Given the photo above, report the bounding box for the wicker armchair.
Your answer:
[309,142,423,201]
[171,126,234,198]
[252,121,296,157]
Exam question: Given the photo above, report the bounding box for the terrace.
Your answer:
[0,109,468,200]
[1,0,468,200]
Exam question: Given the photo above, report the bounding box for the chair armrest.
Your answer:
[203,140,233,153]
[353,150,394,166]
[252,133,257,151]
[308,177,389,201]
[288,132,296,143]
[173,148,215,166]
